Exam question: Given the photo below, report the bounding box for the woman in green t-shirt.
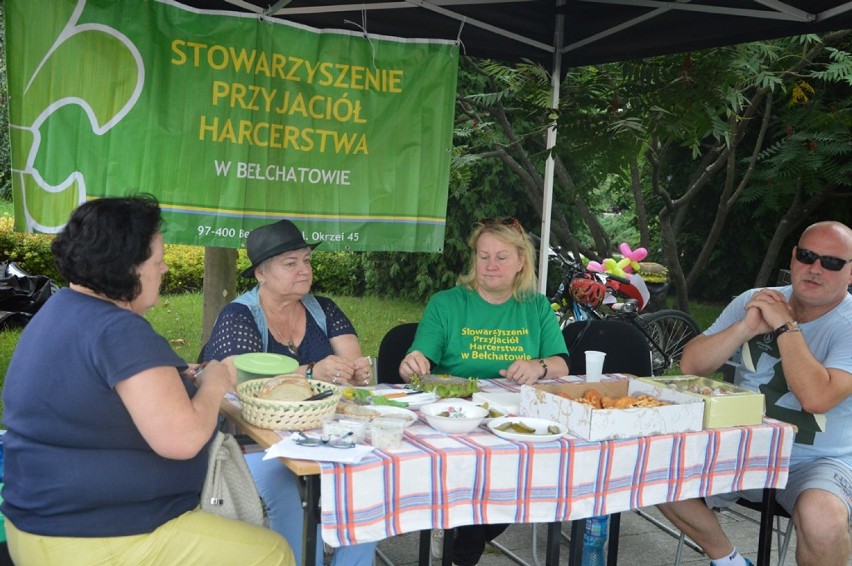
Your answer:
[398,217,569,565]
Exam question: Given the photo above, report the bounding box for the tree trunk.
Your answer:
[201,247,238,347]
[754,181,839,287]
[629,158,650,249]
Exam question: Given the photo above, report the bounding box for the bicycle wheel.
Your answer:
[637,310,701,375]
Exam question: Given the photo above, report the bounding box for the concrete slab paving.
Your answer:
[371,503,846,566]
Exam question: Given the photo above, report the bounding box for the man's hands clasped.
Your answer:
[743,288,795,336]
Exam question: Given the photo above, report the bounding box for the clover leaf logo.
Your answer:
[9,0,143,232]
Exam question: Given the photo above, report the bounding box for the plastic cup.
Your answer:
[323,415,367,444]
[585,350,607,382]
[370,418,406,450]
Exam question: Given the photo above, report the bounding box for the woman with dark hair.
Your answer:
[1,196,293,566]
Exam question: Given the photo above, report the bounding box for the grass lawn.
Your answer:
[145,292,427,363]
[0,291,723,422]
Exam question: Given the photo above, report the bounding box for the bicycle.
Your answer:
[540,239,700,375]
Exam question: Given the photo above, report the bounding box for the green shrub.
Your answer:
[0,215,62,282]
[312,251,365,296]
[160,244,206,294]
[0,214,366,295]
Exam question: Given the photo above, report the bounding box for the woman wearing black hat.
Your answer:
[202,218,372,386]
[202,218,377,566]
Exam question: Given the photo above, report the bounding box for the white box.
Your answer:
[519,380,704,441]
[472,391,521,415]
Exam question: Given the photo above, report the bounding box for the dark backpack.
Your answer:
[0,262,59,329]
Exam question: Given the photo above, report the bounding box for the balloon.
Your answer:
[586,261,605,272]
[602,257,631,279]
[619,243,648,273]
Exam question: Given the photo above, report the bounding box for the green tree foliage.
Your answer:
[452,33,852,304]
[360,66,541,301]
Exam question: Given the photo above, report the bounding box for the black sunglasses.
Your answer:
[795,248,852,272]
[294,431,355,449]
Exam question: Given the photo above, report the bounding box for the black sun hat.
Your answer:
[241,219,320,278]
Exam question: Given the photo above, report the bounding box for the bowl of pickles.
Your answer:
[419,399,489,435]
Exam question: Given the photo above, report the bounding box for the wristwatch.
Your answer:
[774,320,801,338]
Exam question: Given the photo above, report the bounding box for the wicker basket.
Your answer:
[237,378,342,431]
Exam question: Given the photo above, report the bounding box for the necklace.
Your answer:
[259,294,302,356]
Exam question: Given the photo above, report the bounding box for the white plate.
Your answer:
[487,416,567,443]
[370,405,419,427]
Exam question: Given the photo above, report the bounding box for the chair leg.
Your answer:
[673,530,685,566]
[777,516,794,566]
[530,523,542,566]
[607,513,620,566]
[755,488,777,566]
[442,529,454,566]
[376,547,396,566]
[568,520,585,566]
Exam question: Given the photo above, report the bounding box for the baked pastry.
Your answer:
[583,389,604,409]
[257,375,313,402]
[565,389,670,409]
[336,401,382,420]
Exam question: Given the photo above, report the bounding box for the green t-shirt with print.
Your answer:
[410,285,568,379]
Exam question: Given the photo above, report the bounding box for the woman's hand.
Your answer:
[181,362,208,384]
[399,350,430,381]
[500,359,546,385]
[352,356,373,386]
[314,355,360,386]
[117,359,237,460]
[195,359,236,393]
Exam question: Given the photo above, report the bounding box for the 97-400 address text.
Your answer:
[196,226,361,243]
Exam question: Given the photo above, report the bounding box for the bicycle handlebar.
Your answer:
[531,233,632,285]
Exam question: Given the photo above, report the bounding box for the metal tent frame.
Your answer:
[174,0,852,297]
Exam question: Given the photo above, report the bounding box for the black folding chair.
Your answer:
[527,319,654,566]
[374,322,436,566]
[562,319,654,377]
[376,323,418,385]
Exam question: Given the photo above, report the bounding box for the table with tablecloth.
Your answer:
[315,376,793,549]
[222,375,793,566]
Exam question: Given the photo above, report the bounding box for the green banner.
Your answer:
[5,0,459,252]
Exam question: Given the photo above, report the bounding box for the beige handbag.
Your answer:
[200,431,265,527]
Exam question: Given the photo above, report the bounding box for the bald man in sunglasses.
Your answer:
[658,221,852,566]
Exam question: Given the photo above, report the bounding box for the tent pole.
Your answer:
[537,0,565,294]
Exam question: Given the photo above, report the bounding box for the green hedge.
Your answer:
[0,215,366,295]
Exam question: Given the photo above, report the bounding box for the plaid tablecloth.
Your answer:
[318,377,794,546]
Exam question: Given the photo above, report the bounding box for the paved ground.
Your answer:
[373,504,805,566]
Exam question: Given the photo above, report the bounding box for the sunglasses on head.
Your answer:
[476,217,523,233]
[795,247,852,272]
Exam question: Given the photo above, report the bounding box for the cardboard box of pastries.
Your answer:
[519,379,704,441]
[638,376,764,429]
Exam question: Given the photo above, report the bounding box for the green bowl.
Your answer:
[233,352,299,383]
